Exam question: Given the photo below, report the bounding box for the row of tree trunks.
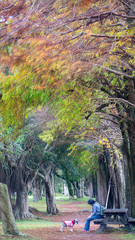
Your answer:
[120,0,135,217]
[87,145,129,210]
[1,163,58,220]
[14,167,59,217]
[0,163,59,236]
[121,115,135,216]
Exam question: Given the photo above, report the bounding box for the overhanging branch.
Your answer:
[109,98,135,108]
[95,64,133,79]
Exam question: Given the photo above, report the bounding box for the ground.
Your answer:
[22,201,128,240]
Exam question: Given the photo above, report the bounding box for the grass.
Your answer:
[112,234,135,240]
[28,194,89,212]
[16,219,60,230]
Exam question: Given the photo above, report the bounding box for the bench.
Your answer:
[94,217,127,226]
[128,218,135,227]
[93,209,133,233]
[93,219,104,224]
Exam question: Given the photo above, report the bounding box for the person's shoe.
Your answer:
[83,229,86,231]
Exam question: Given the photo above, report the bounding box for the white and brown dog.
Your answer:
[60,219,78,232]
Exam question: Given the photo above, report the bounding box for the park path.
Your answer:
[23,201,126,240]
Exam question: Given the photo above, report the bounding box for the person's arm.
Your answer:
[87,204,96,218]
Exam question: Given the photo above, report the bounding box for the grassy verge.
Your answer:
[112,234,135,240]
[16,219,60,230]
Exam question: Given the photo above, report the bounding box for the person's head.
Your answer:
[88,199,95,205]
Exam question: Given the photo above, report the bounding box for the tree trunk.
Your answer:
[120,0,135,217]
[97,146,127,209]
[79,178,84,198]
[120,114,135,216]
[44,169,58,214]
[76,181,80,198]
[32,179,38,202]
[0,162,3,183]
[37,178,43,200]
[128,123,135,217]
[127,88,135,216]
[97,159,108,206]
[64,169,74,198]
[15,168,32,219]
[86,179,94,197]
[0,183,22,236]
[15,185,25,219]
[67,180,74,198]
[75,180,84,198]
[117,83,135,216]
[86,173,97,199]
[114,150,127,208]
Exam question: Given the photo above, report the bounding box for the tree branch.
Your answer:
[96,64,133,79]
[91,34,118,39]
[119,0,135,14]
[1,1,18,10]
[113,12,135,19]
[109,98,135,108]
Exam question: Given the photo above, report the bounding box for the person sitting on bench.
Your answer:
[83,199,103,231]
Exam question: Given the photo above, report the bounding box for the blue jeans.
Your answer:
[84,214,103,231]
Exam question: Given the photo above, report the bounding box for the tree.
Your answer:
[0,129,34,219]
[16,115,59,215]
[0,109,59,217]
[0,183,22,235]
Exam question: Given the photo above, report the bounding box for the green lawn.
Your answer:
[16,219,60,230]
[28,194,89,212]
[112,234,135,240]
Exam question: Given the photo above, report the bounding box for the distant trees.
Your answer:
[0,112,59,217]
[0,111,92,219]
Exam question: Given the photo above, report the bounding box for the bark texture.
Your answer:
[86,173,97,199]
[118,0,135,217]
[89,146,128,209]
[39,165,59,214]
[14,167,33,219]
[44,168,58,214]
[32,180,38,202]
[0,183,22,236]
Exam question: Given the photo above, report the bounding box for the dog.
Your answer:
[60,219,78,232]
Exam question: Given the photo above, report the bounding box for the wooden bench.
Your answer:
[93,219,104,224]
[93,209,133,233]
[128,218,135,226]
